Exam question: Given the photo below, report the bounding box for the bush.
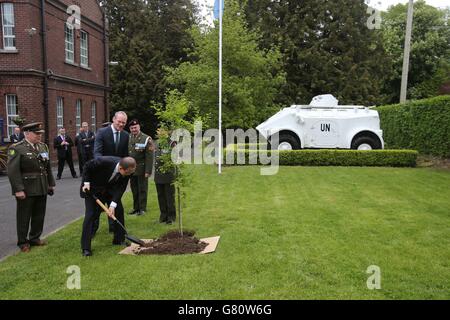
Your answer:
[224,149,418,167]
[377,96,450,157]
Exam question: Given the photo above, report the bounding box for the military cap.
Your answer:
[22,122,45,133]
[129,119,140,127]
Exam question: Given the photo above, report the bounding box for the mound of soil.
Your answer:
[134,230,208,255]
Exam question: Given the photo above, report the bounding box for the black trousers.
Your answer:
[156,183,176,223]
[81,196,125,251]
[130,175,149,212]
[78,149,94,175]
[57,154,76,178]
[16,195,47,247]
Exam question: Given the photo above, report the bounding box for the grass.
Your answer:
[0,165,450,299]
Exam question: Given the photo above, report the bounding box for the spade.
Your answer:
[91,194,146,247]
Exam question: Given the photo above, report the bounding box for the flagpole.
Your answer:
[218,0,223,174]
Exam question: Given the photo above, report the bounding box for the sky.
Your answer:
[197,0,450,21]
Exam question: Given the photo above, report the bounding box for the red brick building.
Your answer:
[0,0,109,155]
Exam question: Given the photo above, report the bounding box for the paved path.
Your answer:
[0,168,84,261]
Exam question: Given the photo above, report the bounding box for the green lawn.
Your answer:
[1,165,450,299]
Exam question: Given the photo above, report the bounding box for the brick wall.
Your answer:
[0,0,109,163]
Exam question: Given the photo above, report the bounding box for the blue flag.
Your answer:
[213,0,224,20]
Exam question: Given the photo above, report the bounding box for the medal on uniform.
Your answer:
[40,152,49,160]
[135,143,146,151]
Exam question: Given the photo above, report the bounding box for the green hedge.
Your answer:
[377,96,450,157]
[224,149,418,167]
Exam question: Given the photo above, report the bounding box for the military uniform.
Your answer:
[154,141,176,224]
[128,127,153,214]
[7,123,55,250]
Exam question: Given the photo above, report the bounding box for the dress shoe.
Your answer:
[30,239,48,246]
[136,210,146,216]
[128,210,138,215]
[82,249,92,257]
[73,175,78,178]
[20,244,31,253]
[166,220,173,225]
[56,177,61,180]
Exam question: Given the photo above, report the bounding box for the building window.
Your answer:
[91,101,96,132]
[57,97,64,130]
[65,24,74,63]
[6,94,18,138]
[80,31,89,67]
[1,3,16,49]
[76,99,82,132]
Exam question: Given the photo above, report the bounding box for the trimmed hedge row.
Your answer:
[377,95,450,157]
[224,149,418,167]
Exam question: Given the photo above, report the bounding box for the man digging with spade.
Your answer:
[80,156,136,257]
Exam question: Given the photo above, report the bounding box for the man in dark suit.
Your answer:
[54,128,77,180]
[94,111,129,158]
[93,111,130,233]
[80,156,136,256]
[10,127,24,143]
[75,122,95,175]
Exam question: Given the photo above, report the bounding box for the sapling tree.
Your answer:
[151,90,206,236]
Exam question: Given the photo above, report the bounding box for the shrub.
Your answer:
[224,149,418,167]
[377,96,450,157]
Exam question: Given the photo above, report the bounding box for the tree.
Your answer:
[242,0,392,106]
[166,0,286,130]
[381,0,450,101]
[151,90,203,236]
[103,0,197,135]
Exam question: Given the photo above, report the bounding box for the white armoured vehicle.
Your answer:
[256,94,384,151]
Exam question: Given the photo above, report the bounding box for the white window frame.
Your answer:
[57,97,64,130]
[80,30,89,67]
[65,23,75,63]
[76,99,82,132]
[6,94,18,138]
[1,3,16,50]
[91,101,96,132]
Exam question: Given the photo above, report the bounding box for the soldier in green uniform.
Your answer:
[7,122,56,253]
[128,120,154,216]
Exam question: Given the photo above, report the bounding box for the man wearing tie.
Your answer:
[93,111,130,233]
[80,156,136,256]
[10,127,24,144]
[54,128,77,180]
[94,111,129,158]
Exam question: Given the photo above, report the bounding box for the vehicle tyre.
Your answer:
[351,136,381,150]
[269,133,301,150]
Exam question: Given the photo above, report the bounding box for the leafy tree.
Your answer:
[381,0,450,101]
[242,0,392,106]
[103,0,197,135]
[166,0,286,129]
[151,90,203,236]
